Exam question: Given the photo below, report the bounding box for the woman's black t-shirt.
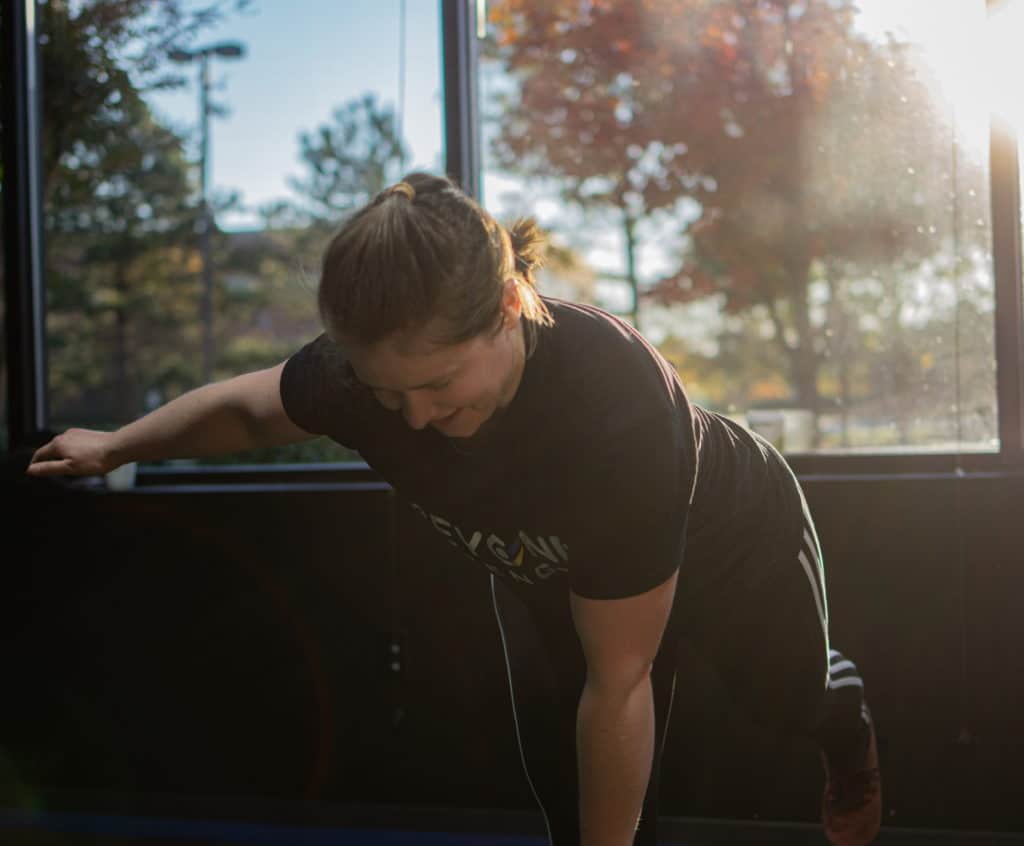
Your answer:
[280,297,803,606]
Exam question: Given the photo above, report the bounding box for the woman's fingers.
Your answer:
[26,457,75,477]
[30,437,64,465]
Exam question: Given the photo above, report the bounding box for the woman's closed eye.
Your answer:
[369,372,457,410]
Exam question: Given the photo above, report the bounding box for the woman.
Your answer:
[27,172,881,846]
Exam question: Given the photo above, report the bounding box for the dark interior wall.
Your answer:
[656,472,1024,831]
[3,468,1022,833]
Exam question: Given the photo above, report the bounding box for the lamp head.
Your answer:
[212,42,245,59]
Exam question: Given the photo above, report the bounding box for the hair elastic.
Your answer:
[384,181,416,201]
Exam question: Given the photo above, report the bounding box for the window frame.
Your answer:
[2,0,48,452]
[3,0,1023,487]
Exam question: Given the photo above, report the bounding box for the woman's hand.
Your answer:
[26,428,120,478]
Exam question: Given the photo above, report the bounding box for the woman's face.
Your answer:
[344,282,526,439]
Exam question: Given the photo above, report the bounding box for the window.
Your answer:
[1,189,5,460]
[0,0,7,460]
[40,0,444,466]
[1,115,5,458]
[480,0,999,455]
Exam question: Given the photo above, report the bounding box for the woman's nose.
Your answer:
[401,391,435,430]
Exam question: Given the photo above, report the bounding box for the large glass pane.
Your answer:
[41,0,444,466]
[0,0,6,460]
[997,2,1024,449]
[0,196,5,461]
[481,0,998,455]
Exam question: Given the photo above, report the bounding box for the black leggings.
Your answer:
[489,488,867,845]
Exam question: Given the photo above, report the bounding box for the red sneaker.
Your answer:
[822,705,882,845]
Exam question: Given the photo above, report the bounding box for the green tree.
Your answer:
[46,96,197,421]
[39,0,251,202]
[233,92,413,366]
[36,0,250,424]
[289,93,409,224]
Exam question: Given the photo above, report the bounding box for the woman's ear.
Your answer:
[501,277,523,327]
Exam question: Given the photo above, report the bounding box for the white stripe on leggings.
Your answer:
[829,659,857,676]
[490,575,554,845]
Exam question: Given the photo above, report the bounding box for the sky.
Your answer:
[142,0,1014,253]
[146,0,445,230]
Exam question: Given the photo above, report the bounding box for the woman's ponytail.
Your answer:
[505,217,553,342]
[508,217,546,286]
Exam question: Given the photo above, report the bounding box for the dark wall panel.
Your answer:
[6,482,401,805]
[3,468,1023,834]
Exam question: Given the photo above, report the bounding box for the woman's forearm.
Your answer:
[576,677,656,846]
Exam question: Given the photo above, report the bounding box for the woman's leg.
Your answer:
[490,575,581,845]
[688,483,880,842]
[490,574,681,846]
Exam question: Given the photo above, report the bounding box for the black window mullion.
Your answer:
[2,0,48,452]
[441,0,482,200]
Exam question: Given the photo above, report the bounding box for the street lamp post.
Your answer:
[170,42,245,385]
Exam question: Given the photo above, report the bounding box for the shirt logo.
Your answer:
[411,502,569,586]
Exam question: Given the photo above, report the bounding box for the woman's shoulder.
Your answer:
[536,296,684,416]
[542,295,632,333]
[538,296,649,364]
[541,296,670,371]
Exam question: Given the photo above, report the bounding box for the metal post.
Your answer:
[442,0,482,199]
[172,42,244,385]
[199,53,214,385]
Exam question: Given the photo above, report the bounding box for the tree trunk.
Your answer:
[623,212,640,330]
[114,262,133,422]
[826,271,851,449]
[788,254,821,447]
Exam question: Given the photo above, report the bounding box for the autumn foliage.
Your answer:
[486,0,963,413]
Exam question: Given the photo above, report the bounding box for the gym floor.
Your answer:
[3,807,1024,845]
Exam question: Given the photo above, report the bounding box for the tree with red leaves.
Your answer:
[486,0,978,429]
